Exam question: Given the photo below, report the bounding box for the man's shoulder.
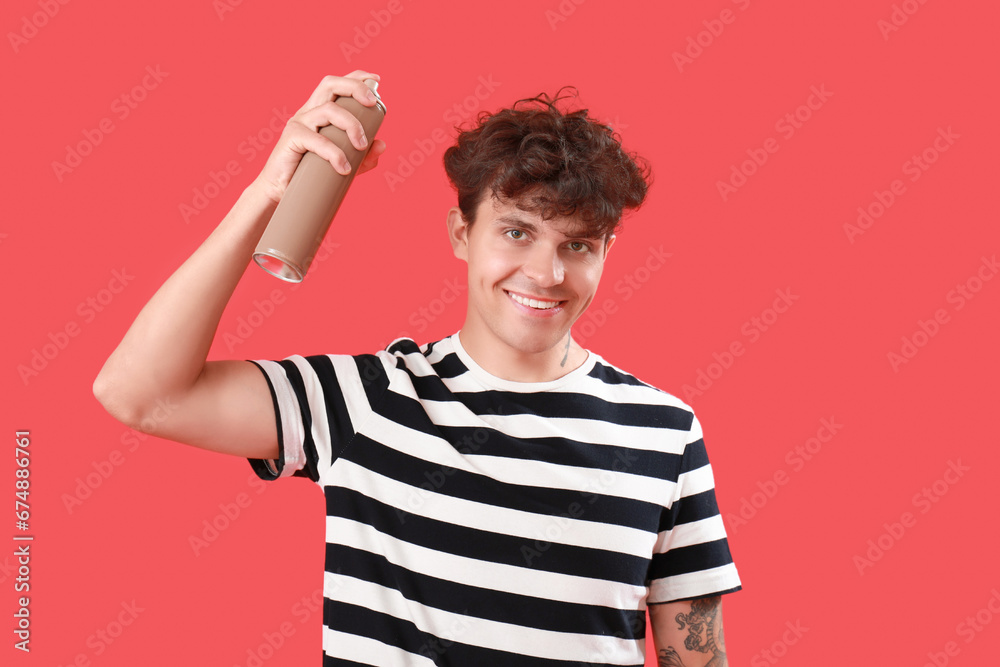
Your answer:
[370,335,459,378]
[382,335,451,362]
[585,351,697,417]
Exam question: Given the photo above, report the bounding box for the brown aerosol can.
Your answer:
[253,78,386,282]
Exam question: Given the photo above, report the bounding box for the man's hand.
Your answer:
[253,70,388,205]
[649,596,728,667]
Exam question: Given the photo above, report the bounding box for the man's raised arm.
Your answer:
[93,71,386,460]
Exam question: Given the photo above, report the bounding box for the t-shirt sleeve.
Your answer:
[647,413,742,604]
[245,351,392,483]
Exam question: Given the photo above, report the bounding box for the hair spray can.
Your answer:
[253,79,386,282]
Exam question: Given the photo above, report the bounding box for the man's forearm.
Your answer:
[651,596,728,667]
[93,180,277,424]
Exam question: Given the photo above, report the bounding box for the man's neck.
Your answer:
[457,326,589,383]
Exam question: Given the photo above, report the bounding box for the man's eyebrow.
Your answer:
[493,215,600,240]
[493,215,539,232]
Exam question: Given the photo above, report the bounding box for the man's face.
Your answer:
[448,196,615,357]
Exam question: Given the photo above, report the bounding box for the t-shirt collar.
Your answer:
[448,331,597,392]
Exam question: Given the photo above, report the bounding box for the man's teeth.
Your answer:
[508,291,559,309]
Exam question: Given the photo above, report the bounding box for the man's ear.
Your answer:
[603,234,617,259]
[447,207,471,262]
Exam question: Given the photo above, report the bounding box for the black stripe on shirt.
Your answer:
[324,599,643,667]
[325,486,650,585]
[322,656,375,667]
[587,361,655,388]
[429,351,470,379]
[339,433,663,533]
[247,360,284,481]
[324,542,646,636]
[435,425,683,482]
[657,488,722,534]
[392,362,695,431]
[647,537,736,582]
[304,356,356,462]
[353,354,391,410]
[377,388,685,480]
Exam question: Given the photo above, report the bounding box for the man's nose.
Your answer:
[522,243,565,287]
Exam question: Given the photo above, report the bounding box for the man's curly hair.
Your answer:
[443,87,651,239]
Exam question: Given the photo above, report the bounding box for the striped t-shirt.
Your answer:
[247,333,741,666]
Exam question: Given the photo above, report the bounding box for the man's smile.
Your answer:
[503,289,567,313]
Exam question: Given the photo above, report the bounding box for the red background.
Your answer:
[4,0,999,665]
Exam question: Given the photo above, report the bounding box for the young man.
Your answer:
[95,70,741,666]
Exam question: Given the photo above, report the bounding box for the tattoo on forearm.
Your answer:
[658,647,688,667]
[659,597,727,667]
[560,330,571,367]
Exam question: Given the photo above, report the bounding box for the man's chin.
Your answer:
[499,327,569,356]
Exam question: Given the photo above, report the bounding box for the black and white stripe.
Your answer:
[249,333,740,666]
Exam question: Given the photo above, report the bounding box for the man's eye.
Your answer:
[569,241,591,252]
[507,229,525,240]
